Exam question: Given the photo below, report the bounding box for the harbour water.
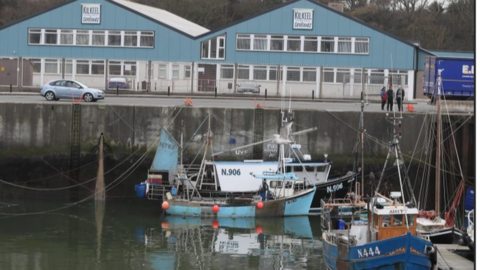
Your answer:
[0,200,325,270]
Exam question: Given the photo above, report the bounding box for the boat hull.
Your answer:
[165,188,315,218]
[310,172,356,211]
[322,232,434,270]
[417,226,463,244]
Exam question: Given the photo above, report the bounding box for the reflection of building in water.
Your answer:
[151,216,322,269]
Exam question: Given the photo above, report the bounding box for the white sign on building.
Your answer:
[82,4,101,24]
[293,9,313,30]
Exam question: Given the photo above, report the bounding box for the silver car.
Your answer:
[237,80,261,94]
[40,79,104,102]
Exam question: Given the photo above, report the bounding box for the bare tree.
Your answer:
[396,0,428,13]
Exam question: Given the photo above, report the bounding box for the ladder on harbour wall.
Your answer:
[69,104,81,202]
[253,108,264,159]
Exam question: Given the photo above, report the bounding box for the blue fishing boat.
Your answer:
[321,93,436,269]
[161,113,316,218]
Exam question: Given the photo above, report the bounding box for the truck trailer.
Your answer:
[423,56,474,99]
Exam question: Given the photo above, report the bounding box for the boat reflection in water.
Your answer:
[138,216,323,270]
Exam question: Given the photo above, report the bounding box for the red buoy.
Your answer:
[162,201,169,210]
[212,220,219,229]
[256,202,264,209]
[213,204,220,213]
[256,226,263,234]
[161,221,169,229]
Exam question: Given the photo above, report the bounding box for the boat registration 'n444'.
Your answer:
[357,247,381,258]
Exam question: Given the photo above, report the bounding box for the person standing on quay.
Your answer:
[386,86,394,111]
[380,86,387,110]
[396,86,405,111]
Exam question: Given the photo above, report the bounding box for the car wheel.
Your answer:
[45,91,56,101]
[83,93,94,102]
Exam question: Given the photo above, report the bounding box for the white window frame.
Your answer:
[236,34,251,50]
[158,64,167,79]
[28,29,42,45]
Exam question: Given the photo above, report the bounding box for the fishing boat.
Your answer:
[415,74,466,244]
[160,114,316,218]
[136,109,355,213]
[321,92,436,269]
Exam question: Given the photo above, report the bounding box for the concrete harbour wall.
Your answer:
[0,103,474,201]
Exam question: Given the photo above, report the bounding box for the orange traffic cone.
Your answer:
[406,104,414,112]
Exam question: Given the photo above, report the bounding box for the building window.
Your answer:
[237,65,249,80]
[109,61,122,75]
[368,69,385,85]
[355,37,369,54]
[91,60,104,75]
[304,36,317,52]
[353,69,363,83]
[201,35,225,59]
[218,36,225,58]
[140,31,154,47]
[210,38,217,58]
[31,59,41,73]
[338,37,352,53]
[253,66,267,80]
[270,35,283,51]
[336,68,350,83]
[92,30,105,46]
[108,31,121,46]
[172,65,179,79]
[323,68,334,82]
[60,30,73,45]
[65,60,73,74]
[321,37,334,52]
[253,35,267,51]
[184,65,191,78]
[220,64,234,79]
[124,31,137,47]
[269,66,278,81]
[45,59,59,74]
[45,30,57,45]
[28,29,41,44]
[76,60,89,74]
[287,67,300,81]
[123,61,136,76]
[303,68,316,82]
[287,36,301,51]
[158,64,167,79]
[76,30,89,45]
[391,70,408,86]
[236,34,250,50]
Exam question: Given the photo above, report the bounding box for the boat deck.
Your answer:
[434,244,474,270]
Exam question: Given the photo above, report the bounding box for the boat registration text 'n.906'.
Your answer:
[221,169,241,176]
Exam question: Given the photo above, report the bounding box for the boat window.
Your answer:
[270,181,282,188]
[285,181,292,189]
[406,214,415,226]
[294,166,304,172]
[381,215,390,227]
[317,166,326,172]
[286,167,292,173]
[393,215,403,227]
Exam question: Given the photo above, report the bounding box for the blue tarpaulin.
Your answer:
[150,128,179,172]
[465,186,474,211]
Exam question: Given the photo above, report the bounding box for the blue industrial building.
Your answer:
[0,0,464,100]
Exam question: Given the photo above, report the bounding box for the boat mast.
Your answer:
[360,68,365,198]
[435,71,442,214]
